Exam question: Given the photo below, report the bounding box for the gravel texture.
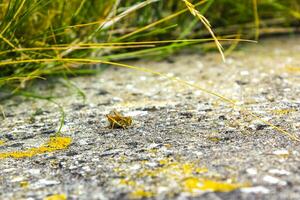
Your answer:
[0,36,300,200]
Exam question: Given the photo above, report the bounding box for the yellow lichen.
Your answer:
[0,137,72,159]
[272,109,296,115]
[115,156,243,199]
[0,140,5,146]
[158,158,170,165]
[182,163,194,175]
[157,158,208,177]
[207,137,221,142]
[119,179,136,186]
[195,167,208,174]
[43,194,67,200]
[130,188,154,199]
[20,181,29,188]
[148,148,158,154]
[183,177,244,193]
[284,65,300,73]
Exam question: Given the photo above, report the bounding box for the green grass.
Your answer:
[0,0,299,94]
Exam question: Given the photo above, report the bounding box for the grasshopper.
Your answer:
[106,110,132,129]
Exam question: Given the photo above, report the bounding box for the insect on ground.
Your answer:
[106,110,133,129]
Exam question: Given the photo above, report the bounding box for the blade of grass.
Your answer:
[0,34,16,48]
[0,0,26,35]
[119,0,208,40]
[17,91,65,136]
[182,0,225,62]
[253,0,260,40]
[48,37,256,47]
[0,45,156,56]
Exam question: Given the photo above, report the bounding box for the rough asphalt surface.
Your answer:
[0,36,300,200]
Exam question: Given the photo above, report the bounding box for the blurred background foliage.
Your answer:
[0,0,299,93]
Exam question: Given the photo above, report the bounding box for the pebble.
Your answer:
[246,168,257,176]
[272,149,289,156]
[263,175,287,186]
[241,186,270,194]
[126,110,148,117]
[268,169,290,176]
[10,176,25,182]
[32,179,60,189]
[27,169,41,176]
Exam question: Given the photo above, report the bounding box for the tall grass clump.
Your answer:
[0,0,299,94]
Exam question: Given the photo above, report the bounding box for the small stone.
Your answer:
[72,103,86,110]
[240,70,249,76]
[97,89,109,95]
[36,179,60,186]
[27,169,41,175]
[218,115,227,120]
[125,110,148,117]
[235,80,248,85]
[246,168,257,176]
[263,175,286,186]
[273,149,289,156]
[41,129,56,135]
[255,124,268,130]
[179,112,193,118]
[130,164,141,171]
[268,169,290,176]
[30,179,60,189]
[241,186,270,194]
[112,97,123,102]
[82,166,91,172]
[11,176,25,183]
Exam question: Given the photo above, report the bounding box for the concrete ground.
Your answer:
[0,36,300,200]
